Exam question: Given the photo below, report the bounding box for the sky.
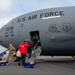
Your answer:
[0,0,75,28]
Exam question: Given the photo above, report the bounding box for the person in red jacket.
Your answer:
[18,41,29,65]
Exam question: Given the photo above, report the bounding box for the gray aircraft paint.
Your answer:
[0,6,75,56]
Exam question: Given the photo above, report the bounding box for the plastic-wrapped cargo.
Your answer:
[0,52,6,57]
[0,45,8,66]
[24,46,42,68]
[24,63,35,68]
[24,54,35,68]
[0,45,8,59]
[0,60,8,66]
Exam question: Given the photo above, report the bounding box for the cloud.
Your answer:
[0,0,13,28]
[14,0,75,14]
[0,18,11,28]
[24,0,75,11]
[0,0,75,28]
[0,0,12,11]
[0,14,19,28]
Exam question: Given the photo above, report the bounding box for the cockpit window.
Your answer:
[8,19,14,25]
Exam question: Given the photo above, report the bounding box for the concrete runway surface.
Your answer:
[0,56,75,75]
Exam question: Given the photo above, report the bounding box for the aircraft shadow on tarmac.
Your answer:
[36,57,75,63]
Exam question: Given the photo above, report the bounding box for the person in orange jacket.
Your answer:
[18,41,29,65]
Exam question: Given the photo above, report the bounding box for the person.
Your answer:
[27,40,34,58]
[6,43,16,64]
[32,34,39,46]
[18,41,29,66]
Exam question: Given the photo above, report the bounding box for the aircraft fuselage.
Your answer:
[0,6,75,56]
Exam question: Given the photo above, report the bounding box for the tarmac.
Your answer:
[0,56,75,75]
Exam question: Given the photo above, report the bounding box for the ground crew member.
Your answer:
[6,43,16,64]
[18,41,29,66]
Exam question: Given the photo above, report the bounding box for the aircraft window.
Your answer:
[8,19,14,24]
[48,24,57,32]
[62,23,72,32]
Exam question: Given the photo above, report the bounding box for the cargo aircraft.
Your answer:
[0,6,75,58]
